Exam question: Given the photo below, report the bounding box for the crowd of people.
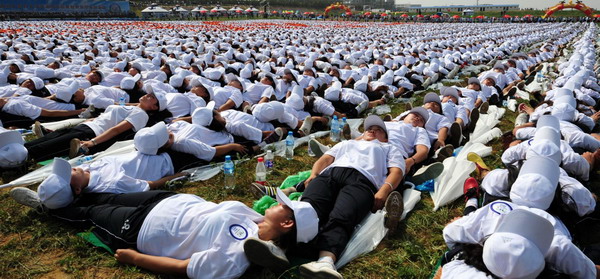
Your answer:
[1,19,600,278]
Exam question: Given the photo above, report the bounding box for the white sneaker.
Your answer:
[299,261,343,279]
[355,100,369,114]
[243,237,290,273]
[309,139,330,158]
[32,121,44,138]
[10,187,44,212]
[300,116,313,136]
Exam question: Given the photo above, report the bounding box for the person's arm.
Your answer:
[81,120,134,149]
[147,172,188,189]
[304,154,334,186]
[512,122,535,136]
[372,166,403,212]
[39,108,85,118]
[214,143,248,157]
[172,116,192,123]
[405,144,429,173]
[217,99,237,112]
[434,127,449,150]
[114,249,189,276]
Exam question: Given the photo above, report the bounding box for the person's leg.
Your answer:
[301,168,340,228]
[165,149,207,173]
[25,125,95,161]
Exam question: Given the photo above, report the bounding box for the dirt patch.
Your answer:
[0,232,32,246]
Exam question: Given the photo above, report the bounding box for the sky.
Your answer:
[393,0,600,10]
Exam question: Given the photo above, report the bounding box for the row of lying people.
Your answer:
[433,24,600,279]
[0,23,593,279]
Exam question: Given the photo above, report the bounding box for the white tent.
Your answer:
[171,5,190,17]
[191,6,208,16]
[141,3,169,19]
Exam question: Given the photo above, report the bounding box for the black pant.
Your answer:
[24,124,133,161]
[301,167,377,258]
[50,191,176,252]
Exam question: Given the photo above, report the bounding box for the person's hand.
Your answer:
[372,189,389,212]
[114,249,139,265]
[591,111,600,122]
[80,140,95,150]
[231,143,248,154]
[304,174,318,188]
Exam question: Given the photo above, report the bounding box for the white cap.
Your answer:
[276,188,318,243]
[0,130,27,168]
[536,115,559,132]
[551,103,575,122]
[191,101,216,127]
[483,209,554,279]
[324,81,342,101]
[363,115,387,137]
[30,77,45,90]
[511,156,560,210]
[440,86,459,101]
[144,84,167,111]
[38,158,73,209]
[56,80,80,102]
[120,73,141,90]
[252,102,284,123]
[408,106,430,123]
[134,122,169,155]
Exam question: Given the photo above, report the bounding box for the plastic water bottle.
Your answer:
[330,115,340,142]
[255,157,267,185]
[341,117,348,141]
[119,96,126,106]
[77,155,94,166]
[265,150,274,173]
[223,155,235,190]
[285,131,294,160]
[535,72,543,83]
[307,134,316,157]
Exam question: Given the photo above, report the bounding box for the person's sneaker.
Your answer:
[10,187,43,211]
[342,123,351,140]
[309,139,330,158]
[299,261,343,279]
[262,130,282,145]
[400,90,414,98]
[516,81,525,90]
[447,66,460,79]
[449,122,462,148]
[384,191,404,234]
[79,105,96,119]
[434,144,454,162]
[242,104,253,114]
[431,73,440,83]
[410,162,445,185]
[422,77,432,89]
[355,100,369,115]
[243,237,290,274]
[463,177,480,202]
[404,102,413,111]
[311,91,320,98]
[524,74,535,85]
[69,138,82,159]
[467,107,479,132]
[518,103,527,113]
[249,182,278,199]
[466,152,490,179]
[479,101,489,114]
[299,116,313,137]
[32,121,44,138]
[383,114,393,122]
[505,87,517,97]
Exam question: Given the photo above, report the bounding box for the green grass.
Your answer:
[2,57,600,279]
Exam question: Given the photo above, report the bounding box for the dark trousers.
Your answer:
[301,167,377,258]
[50,191,176,252]
[24,124,133,161]
[0,111,75,129]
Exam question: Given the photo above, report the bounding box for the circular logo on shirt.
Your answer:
[490,201,513,215]
[229,224,248,240]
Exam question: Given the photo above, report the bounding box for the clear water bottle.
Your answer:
[341,117,348,141]
[285,131,294,160]
[330,115,339,142]
[119,96,126,106]
[535,72,543,83]
[223,155,235,190]
[255,157,267,185]
[307,134,316,157]
[77,155,94,166]
[265,150,274,173]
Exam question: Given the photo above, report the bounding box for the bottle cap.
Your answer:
[266,150,272,154]
[225,155,231,160]
[258,157,264,162]
[288,131,293,135]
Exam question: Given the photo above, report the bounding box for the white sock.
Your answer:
[317,256,335,267]
[466,198,478,209]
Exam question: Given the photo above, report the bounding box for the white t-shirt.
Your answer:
[19,95,75,111]
[81,152,173,193]
[83,85,129,109]
[324,139,405,189]
[83,105,148,136]
[137,194,263,279]
[221,110,274,132]
[2,98,42,119]
[385,122,430,158]
[243,83,274,105]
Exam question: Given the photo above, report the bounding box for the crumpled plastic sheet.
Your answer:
[36,118,86,131]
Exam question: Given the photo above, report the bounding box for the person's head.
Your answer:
[190,85,211,104]
[134,122,172,155]
[402,107,429,128]
[422,92,442,114]
[0,129,28,169]
[228,79,243,91]
[363,115,388,142]
[302,68,315,77]
[467,77,481,91]
[482,76,496,87]
[38,158,83,209]
[441,87,459,104]
[141,85,167,112]
[72,89,85,104]
[86,70,103,85]
[582,148,600,171]
[480,209,554,278]
[259,188,318,247]
[260,75,275,89]
[282,69,295,82]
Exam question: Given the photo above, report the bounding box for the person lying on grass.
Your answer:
[10,186,318,279]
